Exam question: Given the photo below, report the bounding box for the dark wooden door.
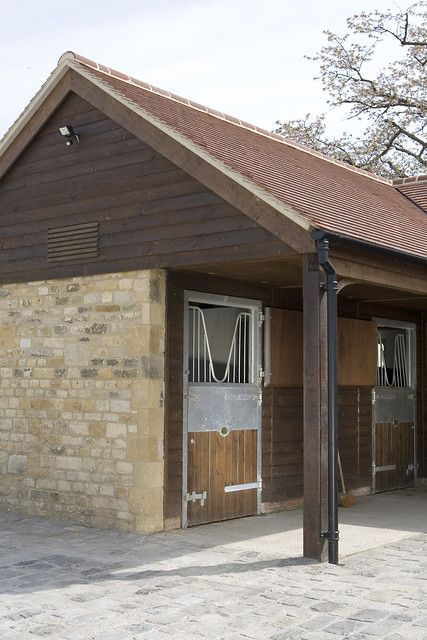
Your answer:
[374,421,415,492]
[187,430,258,526]
[184,294,261,527]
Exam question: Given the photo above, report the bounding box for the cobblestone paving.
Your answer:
[0,512,425,639]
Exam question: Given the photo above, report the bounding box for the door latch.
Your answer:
[186,491,207,507]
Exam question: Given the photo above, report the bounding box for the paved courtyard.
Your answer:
[0,488,426,640]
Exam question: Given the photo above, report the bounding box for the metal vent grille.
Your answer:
[47,222,99,262]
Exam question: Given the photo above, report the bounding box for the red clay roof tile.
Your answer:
[66,53,427,260]
[395,175,427,213]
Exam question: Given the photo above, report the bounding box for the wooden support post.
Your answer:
[302,254,328,561]
[420,312,426,480]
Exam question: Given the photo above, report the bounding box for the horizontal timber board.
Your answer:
[6,137,145,179]
[0,240,291,283]
[0,227,285,270]
[0,179,205,232]
[17,125,136,164]
[0,184,221,223]
[0,206,248,251]
[0,146,161,193]
[0,157,176,208]
[42,106,111,134]
[35,115,122,145]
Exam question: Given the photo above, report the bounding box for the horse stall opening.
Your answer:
[373,320,417,492]
[163,271,418,530]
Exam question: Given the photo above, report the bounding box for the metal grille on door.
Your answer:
[189,306,251,383]
[377,330,409,388]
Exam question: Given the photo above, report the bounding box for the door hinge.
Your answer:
[258,312,265,327]
[258,367,265,393]
[186,491,207,507]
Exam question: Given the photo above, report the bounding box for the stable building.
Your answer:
[0,52,426,562]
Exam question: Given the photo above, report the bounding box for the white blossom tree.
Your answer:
[275,3,427,177]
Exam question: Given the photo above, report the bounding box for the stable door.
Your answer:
[373,320,416,492]
[183,292,262,526]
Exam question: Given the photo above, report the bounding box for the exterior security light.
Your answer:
[59,125,80,146]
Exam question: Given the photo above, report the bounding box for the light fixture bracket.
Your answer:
[58,125,80,146]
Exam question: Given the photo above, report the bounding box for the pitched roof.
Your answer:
[394,175,427,212]
[2,52,427,261]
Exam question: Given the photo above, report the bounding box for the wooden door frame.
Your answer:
[372,317,417,493]
[182,290,263,528]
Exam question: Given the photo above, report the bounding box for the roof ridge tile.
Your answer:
[394,174,427,186]
[61,51,392,187]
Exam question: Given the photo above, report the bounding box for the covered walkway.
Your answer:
[182,485,427,559]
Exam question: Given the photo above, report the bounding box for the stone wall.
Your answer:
[0,269,166,533]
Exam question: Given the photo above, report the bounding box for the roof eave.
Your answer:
[0,61,71,158]
[315,229,427,267]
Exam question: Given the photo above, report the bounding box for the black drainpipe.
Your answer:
[312,231,339,564]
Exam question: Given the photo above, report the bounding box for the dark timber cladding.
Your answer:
[0,92,293,284]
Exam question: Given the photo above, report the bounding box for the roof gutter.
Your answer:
[316,230,427,267]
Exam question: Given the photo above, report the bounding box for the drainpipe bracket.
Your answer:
[320,530,340,541]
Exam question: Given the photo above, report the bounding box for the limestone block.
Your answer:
[116,461,133,475]
[127,436,163,462]
[133,461,164,489]
[110,399,130,413]
[8,454,27,474]
[56,457,82,471]
[132,487,164,533]
[0,453,8,473]
[105,423,127,439]
[117,510,133,521]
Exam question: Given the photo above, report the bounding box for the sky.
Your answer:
[0,0,398,140]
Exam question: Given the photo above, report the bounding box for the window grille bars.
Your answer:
[189,306,251,383]
[377,331,409,387]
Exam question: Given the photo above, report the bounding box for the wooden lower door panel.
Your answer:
[375,421,415,492]
[187,429,257,526]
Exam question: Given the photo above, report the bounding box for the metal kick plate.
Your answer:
[374,387,415,423]
[187,384,259,432]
